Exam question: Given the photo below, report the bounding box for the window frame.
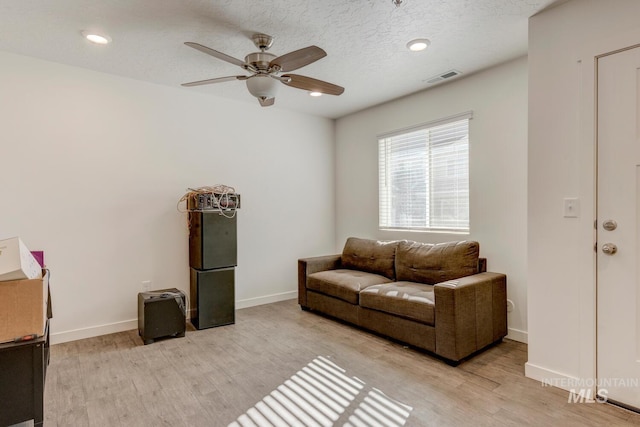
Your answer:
[377,111,472,233]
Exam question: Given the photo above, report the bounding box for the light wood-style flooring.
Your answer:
[41,299,640,426]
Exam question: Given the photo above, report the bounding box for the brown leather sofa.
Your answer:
[298,237,507,363]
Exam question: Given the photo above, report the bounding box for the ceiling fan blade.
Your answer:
[270,46,326,72]
[281,74,345,96]
[181,75,248,87]
[258,97,275,107]
[184,42,246,67]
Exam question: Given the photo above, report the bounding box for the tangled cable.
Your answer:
[177,184,239,219]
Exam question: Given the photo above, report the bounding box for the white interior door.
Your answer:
[597,45,640,409]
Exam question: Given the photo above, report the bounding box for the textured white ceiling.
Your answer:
[0,0,559,119]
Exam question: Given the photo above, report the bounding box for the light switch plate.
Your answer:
[563,197,580,218]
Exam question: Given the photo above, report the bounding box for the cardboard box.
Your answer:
[0,237,42,281]
[0,270,49,343]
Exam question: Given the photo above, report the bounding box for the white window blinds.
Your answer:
[378,112,471,232]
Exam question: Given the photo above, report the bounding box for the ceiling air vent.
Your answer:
[425,69,463,85]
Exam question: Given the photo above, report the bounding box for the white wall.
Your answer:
[0,51,336,344]
[335,57,529,342]
[527,0,640,388]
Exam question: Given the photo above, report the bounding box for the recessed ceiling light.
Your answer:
[309,91,322,97]
[407,38,430,52]
[81,30,111,45]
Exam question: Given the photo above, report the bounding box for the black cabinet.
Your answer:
[188,210,237,330]
[0,320,50,427]
[188,211,237,270]
[190,268,235,329]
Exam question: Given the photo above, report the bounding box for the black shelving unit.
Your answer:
[0,321,50,427]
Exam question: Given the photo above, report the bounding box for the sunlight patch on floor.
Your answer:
[228,356,413,427]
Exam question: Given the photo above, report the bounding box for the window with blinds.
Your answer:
[378,112,471,232]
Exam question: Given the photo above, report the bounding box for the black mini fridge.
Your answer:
[188,211,237,329]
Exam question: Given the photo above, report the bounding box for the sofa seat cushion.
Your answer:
[359,281,435,326]
[307,269,392,304]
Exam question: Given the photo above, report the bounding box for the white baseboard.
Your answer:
[506,327,528,343]
[525,362,580,392]
[51,318,138,345]
[50,291,298,345]
[236,290,297,309]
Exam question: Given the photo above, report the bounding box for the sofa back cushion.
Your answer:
[395,240,479,284]
[341,237,399,280]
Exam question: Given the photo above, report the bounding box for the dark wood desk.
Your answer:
[0,318,50,427]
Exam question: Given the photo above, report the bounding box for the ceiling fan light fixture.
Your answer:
[246,75,279,99]
[309,91,322,97]
[407,38,430,52]
[81,30,111,45]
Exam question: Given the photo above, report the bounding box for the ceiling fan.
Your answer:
[181,33,344,107]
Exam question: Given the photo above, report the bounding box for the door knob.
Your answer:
[603,220,617,231]
[602,243,618,255]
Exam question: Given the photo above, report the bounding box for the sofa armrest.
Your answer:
[434,272,507,362]
[298,255,342,307]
